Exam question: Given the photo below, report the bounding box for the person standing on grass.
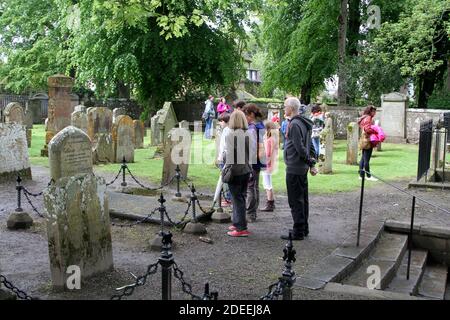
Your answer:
[282,97,317,241]
[260,121,279,212]
[203,95,215,139]
[225,110,252,237]
[358,105,378,181]
[242,103,266,222]
[310,104,325,157]
[217,112,232,207]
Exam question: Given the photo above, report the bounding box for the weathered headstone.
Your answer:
[133,120,145,149]
[157,102,178,146]
[44,126,113,290]
[71,109,88,134]
[381,92,408,143]
[179,120,190,131]
[0,124,32,182]
[41,74,75,156]
[112,115,135,163]
[346,122,359,165]
[112,107,126,124]
[87,107,113,142]
[4,102,24,124]
[318,115,333,174]
[161,128,190,186]
[150,114,161,146]
[74,105,86,113]
[93,133,114,164]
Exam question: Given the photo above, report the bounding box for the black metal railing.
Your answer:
[357,170,450,280]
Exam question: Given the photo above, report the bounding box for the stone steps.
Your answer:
[341,232,408,290]
[417,265,448,300]
[386,250,428,295]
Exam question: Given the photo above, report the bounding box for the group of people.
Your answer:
[202,95,232,139]
[208,95,382,240]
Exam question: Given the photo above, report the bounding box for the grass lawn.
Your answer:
[29,125,419,194]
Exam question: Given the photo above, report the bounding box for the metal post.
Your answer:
[357,174,365,247]
[175,165,181,197]
[281,232,296,300]
[121,156,127,187]
[443,129,447,183]
[158,193,166,234]
[191,184,197,222]
[159,231,174,300]
[407,196,416,280]
[16,175,23,212]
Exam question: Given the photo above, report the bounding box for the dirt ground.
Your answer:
[0,164,449,300]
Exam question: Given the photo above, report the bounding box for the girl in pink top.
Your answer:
[261,121,279,212]
[216,97,231,115]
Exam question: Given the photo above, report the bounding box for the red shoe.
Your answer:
[228,225,237,231]
[227,230,250,237]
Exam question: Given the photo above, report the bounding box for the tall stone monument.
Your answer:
[381,92,408,143]
[44,126,113,290]
[318,115,333,174]
[41,74,75,156]
[346,122,359,165]
[112,115,135,163]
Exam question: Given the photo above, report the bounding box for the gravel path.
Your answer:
[0,165,449,300]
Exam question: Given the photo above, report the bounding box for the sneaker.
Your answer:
[228,225,237,231]
[227,230,250,237]
[366,176,378,181]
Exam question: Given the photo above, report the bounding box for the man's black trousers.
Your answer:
[286,172,309,236]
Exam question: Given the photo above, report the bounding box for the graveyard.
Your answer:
[0,0,449,305]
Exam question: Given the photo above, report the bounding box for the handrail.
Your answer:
[362,170,450,215]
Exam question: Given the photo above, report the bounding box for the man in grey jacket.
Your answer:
[282,97,318,240]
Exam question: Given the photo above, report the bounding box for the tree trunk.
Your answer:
[447,59,450,92]
[338,0,349,107]
[347,0,361,57]
[300,83,312,105]
[116,81,130,99]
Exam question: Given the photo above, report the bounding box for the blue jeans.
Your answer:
[204,118,213,139]
[312,136,320,158]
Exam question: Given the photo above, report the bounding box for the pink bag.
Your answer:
[370,125,386,145]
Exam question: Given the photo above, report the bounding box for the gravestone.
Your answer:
[74,105,86,113]
[161,128,191,186]
[0,124,32,182]
[44,126,113,290]
[346,122,359,165]
[4,102,24,124]
[87,107,113,142]
[93,133,114,164]
[133,120,145,149]
[157,102,178,146]
[71,109,88,134]
[41,75,75,156]
[179,120,190,131]
[112,115,135,163]
[211,119,219,139]
[24,107,33,148]
[112,107,126,124]
[150,114,161,146]
[318,115,333,174]
[381,92,408,143]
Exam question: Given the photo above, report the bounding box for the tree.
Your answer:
[337,0,348,106]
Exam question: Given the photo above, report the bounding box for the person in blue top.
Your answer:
[242,103,266,222]
[202,95,215,139]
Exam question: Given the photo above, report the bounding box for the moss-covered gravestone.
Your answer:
[318,115,333,174]
[44,126,113,290]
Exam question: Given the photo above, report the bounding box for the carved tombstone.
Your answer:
[44,126,113,290]
[112,115,135,163]
[71,108,88,134]
[381,92,408,143]
[0,124,32,182]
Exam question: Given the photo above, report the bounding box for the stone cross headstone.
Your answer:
[133,120,145,149]
[318,115,333,174]
[381,92,408,143]
[112,107,126,124]
[4,102,24,124]
[112,115,135,163]
[48,126,93,181]
[71,109,88,134]
[346,122,359,165]
[161,128,191,186]
[44,127,113,289]
[0,124,32,182]
[41,74,75,156]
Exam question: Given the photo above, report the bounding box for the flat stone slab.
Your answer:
[302,255,355,283]
[370,233,407,262]
[417,265,448,300]
[295,277,326,290]
[324,282,425,300]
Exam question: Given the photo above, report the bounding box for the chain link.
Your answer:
[161,202,191,229]
[106,167,123,186]
[0,274,36,300]
[111,207,159,228]
[111,262,159,300]
[260,279,287,300]
[172,262,202,300]
[22,190,45,218]
[126,167,176,191]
